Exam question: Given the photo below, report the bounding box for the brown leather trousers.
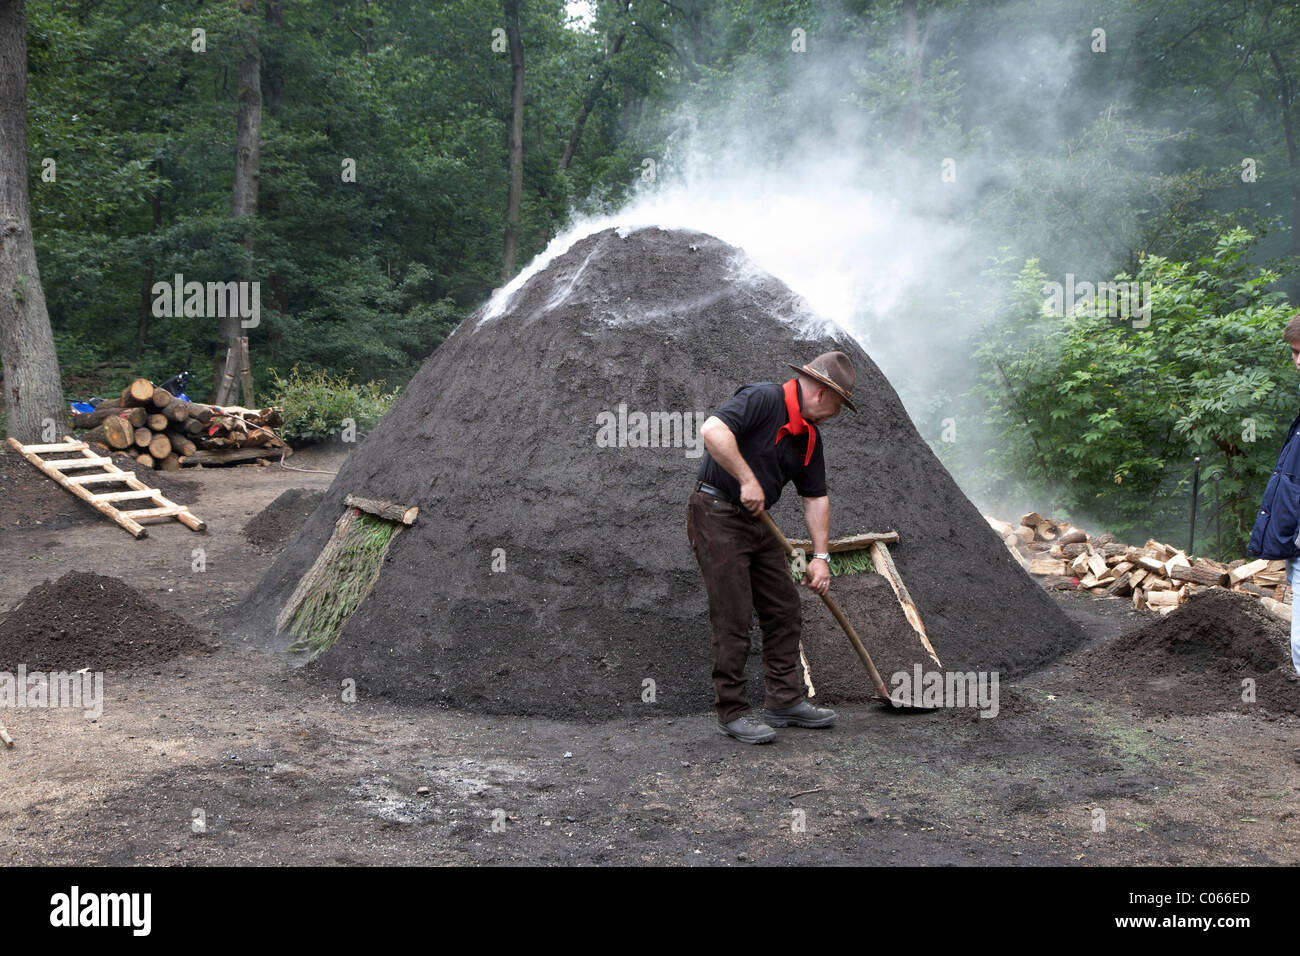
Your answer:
[686,490,804,722]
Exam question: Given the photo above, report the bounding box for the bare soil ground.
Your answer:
[1,445,1297,866]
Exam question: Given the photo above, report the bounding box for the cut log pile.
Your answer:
[73,377,286,469]
[987,511,1292,623]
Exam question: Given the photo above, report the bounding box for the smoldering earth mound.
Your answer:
[0,572,220,672]
[231,226,1084,719]
[1055,589,1300,718]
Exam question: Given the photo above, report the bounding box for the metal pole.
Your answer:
[1212,472,1222,562]
[1188,456,1201,556]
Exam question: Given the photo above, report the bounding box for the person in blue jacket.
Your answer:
[1246,316,1300,721]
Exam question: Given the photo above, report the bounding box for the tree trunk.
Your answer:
[0,0,64,444]
[1269,49,1300,261]
[501,0,524,281]
[217,0,262,405]
[559,8,628,172]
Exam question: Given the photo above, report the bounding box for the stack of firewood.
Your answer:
[74,377,286,469]
[987,512,1292,622]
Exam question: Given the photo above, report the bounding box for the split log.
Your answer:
[1229,559,1270,585]
[1260,597,1291,624]
[1061,543,1088,558]
[1129,568,1148,588]
[120,378,155,407]
[1087,554,1108,578]
[868,540,943,667]
[148,433,172,460]
[1132,587,1147,611]
[147,413,169,432]
[133,427,153,449]
[985,516,1016,538]
[1028,558,1067,576]
[344,494,419,525]
[1014,525,1035,544]
[1057,528,1087,546]
[1145,576,1174,591]
[1146,590,1182,607]
[1136,556,1167,575]
[1105,572,1133,598]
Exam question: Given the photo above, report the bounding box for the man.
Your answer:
[686,350,857,744]
[1246,314,1300,764]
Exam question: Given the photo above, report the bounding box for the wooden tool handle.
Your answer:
[759,511,890,699]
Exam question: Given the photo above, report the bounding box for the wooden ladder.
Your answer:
[6,435,206,539]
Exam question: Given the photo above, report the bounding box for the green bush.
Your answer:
[974,227,1297,556]
[268,366,398,445]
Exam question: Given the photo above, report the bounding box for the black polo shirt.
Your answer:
[696,381,828,508]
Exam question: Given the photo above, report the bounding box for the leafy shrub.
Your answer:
[975,228,1297,555]
[268,366,398,445]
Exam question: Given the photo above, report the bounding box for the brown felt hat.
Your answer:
[787,351,858,413]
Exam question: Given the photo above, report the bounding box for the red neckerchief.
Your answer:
[775,378,817,466]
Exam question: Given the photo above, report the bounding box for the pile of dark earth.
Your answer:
[232,226,1085,720]
[0,572,219,672]
[1050,588,1300,718]
[242,489,326,552]
[0,449,199,534]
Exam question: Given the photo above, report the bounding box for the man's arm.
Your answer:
[700,416,765,514]
[801,495,831,595]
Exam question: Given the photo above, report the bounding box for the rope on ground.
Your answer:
[277,448,339,476]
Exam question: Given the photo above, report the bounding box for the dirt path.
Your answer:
[0,447,1297,865]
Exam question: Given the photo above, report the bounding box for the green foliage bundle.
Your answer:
[269,366,397,445]
[287,510,399,657]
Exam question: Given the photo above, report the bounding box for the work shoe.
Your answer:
[717,715,776,744]
[763,699,836,728]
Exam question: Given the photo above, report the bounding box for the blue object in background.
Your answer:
[70,402,95,414]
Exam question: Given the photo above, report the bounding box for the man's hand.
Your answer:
[803,557,830,595]
[701,417,765,514]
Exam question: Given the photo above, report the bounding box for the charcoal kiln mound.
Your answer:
[232,226,1084,719]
